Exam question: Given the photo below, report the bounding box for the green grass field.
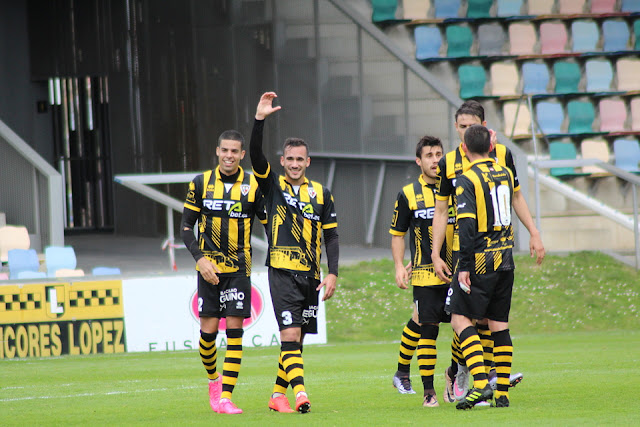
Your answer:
[2,252,639,425]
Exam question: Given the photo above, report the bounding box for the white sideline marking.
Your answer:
[0,385,199,403]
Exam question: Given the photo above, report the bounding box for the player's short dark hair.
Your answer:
[416,135,443,158]
[218,130,245,149]
[455,100,485,123]
[283,137,309,157]
[464,124,491,154]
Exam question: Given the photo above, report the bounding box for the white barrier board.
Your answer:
[122,271,327,352]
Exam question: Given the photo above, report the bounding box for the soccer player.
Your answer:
[181,129,266,415]
[389,136,457,406]
[249,92,339,414]
[431,100,544,400]
[445,124,517,409]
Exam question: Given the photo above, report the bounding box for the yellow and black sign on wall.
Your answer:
[0,280,126,359]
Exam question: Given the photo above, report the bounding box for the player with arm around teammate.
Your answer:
[181,129,266,415]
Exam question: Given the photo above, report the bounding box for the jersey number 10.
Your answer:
[489,184,511,227]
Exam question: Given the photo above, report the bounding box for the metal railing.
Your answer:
[0,119,64,250]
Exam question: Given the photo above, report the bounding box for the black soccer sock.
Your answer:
[417,324,439,391]
[397,318,420,374]
[221,328,243,400]
[200,331,219,381]
[459,326,488,389]
[492,329,513,399]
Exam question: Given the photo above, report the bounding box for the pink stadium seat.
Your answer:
[558,0,586,14]
[508,22,537,55]
[0,272,9,280]
[540,22,568,55]
[630,97,640,131]
[591,0,616,14]
[599,99,627,132]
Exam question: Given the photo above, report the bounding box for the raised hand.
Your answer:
[255,92,282,120]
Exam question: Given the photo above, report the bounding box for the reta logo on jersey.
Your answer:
[414,207,435,219]
[203,199,249,218]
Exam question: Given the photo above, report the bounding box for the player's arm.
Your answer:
[318,226,339,301]
[513,190,545,265]
[389,193,410,289]
[250,92,281,176]
[455,176,477,293]
[181,178,220,284]
[432,157,453,282]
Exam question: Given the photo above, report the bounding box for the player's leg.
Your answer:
[197,274,222,412]
[393,312,420,394]
[280,328,309,413]
[476,320,493,376]
[489,327,512,407]
[418,323,439,407]
[218,316,245,414]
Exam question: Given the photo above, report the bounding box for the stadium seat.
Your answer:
[630,97,640,131]
[602,20,630,53]
[585,59,613,92]
[503,101,532,137]
[458,64,486,98]
[434,0,461,18]
[634,20,640,50]
[0,272,8,280]
[535,101,564,134]
[54,268,85,278]
[467,0,492,18]
[415,26,442,60]
[558,0,586,14]
[549,141,586,178]
[508,22,537,55]
[616,58,640,91]
[446,25,473,57]
[622,0,640,12]
[613,139,640,172]
[599,99,627,132]
[478,23,505,56]
[553,61,581,94]
[522,62,549,94]
[0,225,30,263]
[590,0,616,14]
[497,0,523,16]
[17,271,47,279]
[571,21,599,53]
[540,22,568,55]
[372,0,399,22]
[92,266,122,276]
[45,245,78,277]
[567,100,596,134]
[527,0,554,15]
[580,139,611,175]
[490,62,519,96]
[8,248,40,280]
[402,0,431,20]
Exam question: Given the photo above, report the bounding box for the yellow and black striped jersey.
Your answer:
[253,163,337,280]
[389,175,456,286]
[183,166,266,277]
[435,143,519,251]
[456,159,515,274]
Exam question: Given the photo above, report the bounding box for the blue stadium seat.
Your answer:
[92,266,122,276]
[522,62,549,94]
[497,0,524,16]
[17,271,47,279]
[602,20,630,53]
[414,26,442,60]
[8,248,40,280]
[45,245,77,277]
[622,0,640,12]
[585,59,613,92]
[434,0,461,18]
[571,21,599,53]
[613,139,640,172]
[535,101,564,135]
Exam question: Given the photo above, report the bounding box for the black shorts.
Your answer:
[444,269,514,322]
[413,285,451,324]
[268,268,320,334]
[197,273,252,319]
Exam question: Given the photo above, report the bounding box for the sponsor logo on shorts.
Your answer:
[190,284,264,331]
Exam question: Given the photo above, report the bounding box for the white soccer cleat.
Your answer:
[393,373,417,394]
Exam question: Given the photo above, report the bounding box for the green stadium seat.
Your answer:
[467,0,492,18]
[549,142,587,178]
[372,0,398,22]
[446,25,473,57]
[553,61,581,94]
[458,64,486,99]
[567,101,595,134]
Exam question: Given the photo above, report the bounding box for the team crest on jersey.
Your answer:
[241,184,250,196]
[308,187,317,199]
